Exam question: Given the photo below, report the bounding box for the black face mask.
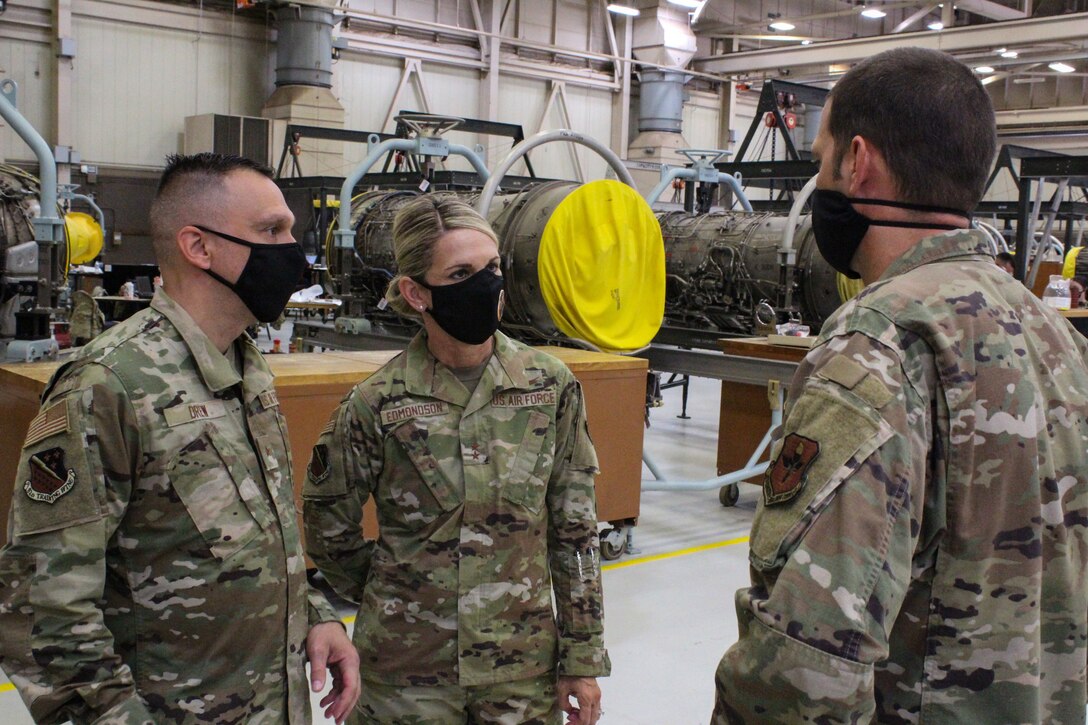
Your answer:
[418,267,505,345]
[196,225,306,323]
[810,189,971,279]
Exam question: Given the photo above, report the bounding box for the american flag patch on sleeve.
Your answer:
[23,401,70,449]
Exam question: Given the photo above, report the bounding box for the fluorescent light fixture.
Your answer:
[769,20,796,30]
[860,7,887,18]
[668,0,704,8]
[927,20,944,29]
[994,47,1006,53]
[1049,61,1075,73]
[1012,76,1046,84]
[606,3,640,16]
[1001,50,1018,58]
[801,39,813,45]
[975,65,995,74]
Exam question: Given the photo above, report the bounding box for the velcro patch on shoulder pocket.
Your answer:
[13,396,103,537]
[749,386,892,571]
[816,355,893,409]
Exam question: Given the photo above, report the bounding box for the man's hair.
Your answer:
[149,153,275,268]
[996,251,1015,265]
[828,47,996,212]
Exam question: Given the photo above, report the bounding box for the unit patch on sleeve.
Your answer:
[24,447,76,504]
[308,444,330,485]
[763,433,820,506]
[22,401,70,448]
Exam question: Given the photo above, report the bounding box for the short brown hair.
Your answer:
[828,47,996,212]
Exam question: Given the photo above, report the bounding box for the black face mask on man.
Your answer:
[417,267,505,345]
[810,189,971,279]
[196,224,306,323]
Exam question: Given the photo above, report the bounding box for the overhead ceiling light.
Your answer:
[994,47,1006,53]
[1049,61,1075,73]
[606,3,640,16]
[1001,50,1019,58]
[975,66,995,74]
[801,39,813,45]
[668,0,704,8]
[769,20,796,30]
[860,7,887,18]
[927,20,944,29]
[1013,77,1046,84]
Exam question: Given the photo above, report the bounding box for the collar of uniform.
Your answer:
[879,228,993,282]
[150,287,243,394]
[402,330,534,405]
[236,335,276,406]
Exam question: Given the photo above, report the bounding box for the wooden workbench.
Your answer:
[0,347,645,542]
[715,337,809,481]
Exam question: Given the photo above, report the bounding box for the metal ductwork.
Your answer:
[638,69,688,134]
[273,4,335,88]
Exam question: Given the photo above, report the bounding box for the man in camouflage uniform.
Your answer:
[0,153,359,724]
[303,330,609,724]
[713,48,1088,723]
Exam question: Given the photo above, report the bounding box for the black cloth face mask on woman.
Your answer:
[417,267,505,345]
[196,224,306,323]
[810,189,971,279]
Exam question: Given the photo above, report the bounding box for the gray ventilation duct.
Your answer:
[638,70,688,134]
[273,5,334,88]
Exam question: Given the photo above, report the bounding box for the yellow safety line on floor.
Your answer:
[602,535,750,571]
[333,535,750,625]
[0,682,15,694]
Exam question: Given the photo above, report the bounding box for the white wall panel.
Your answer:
[683,90,722,151]
[72,16,269,168]
[0,41,55,165]
[496,76,612,182]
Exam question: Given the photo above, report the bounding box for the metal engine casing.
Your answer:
[659,210,842,339]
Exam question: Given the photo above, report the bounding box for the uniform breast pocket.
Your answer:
[501,410,553,515]
[167,426,269,560]
[388,422,462,530]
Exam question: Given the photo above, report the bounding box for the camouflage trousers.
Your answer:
[351,672,560,724]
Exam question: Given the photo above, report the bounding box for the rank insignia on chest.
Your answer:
[259,390,279,410]
[763,433,820,505]
[24,447,76,504]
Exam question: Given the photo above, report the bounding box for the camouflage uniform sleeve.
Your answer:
[713,331,928,723]
[546,372,611,678]
[302,390,379,604]
[0,363,156,724]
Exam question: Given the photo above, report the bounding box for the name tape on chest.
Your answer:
[492,388,556,408]
[163,400,228,427]
[380,401,450,426]
[23,400,70,448]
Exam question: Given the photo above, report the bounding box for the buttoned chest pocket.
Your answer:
[386,422,463,530]
[500,410,553,515]
[167,424,273,560]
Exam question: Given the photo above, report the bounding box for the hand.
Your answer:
[306,621,361,724]
[556,676,602,725]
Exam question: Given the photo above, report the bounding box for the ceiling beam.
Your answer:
[694,12,1088,76]
[955,0,1027,21]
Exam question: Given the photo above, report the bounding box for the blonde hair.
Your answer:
[385,194,499,317]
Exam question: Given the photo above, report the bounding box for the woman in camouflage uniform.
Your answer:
[303,195,609,725]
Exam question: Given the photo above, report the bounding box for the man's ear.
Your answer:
[846,135,890,198]
[398,276,430,313]
[176,226,211,270]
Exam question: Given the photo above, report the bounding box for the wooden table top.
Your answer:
[717,337,812,364]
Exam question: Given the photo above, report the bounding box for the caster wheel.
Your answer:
[719,484,740,508]
[599,528,626,560]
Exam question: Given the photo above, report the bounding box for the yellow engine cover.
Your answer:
[1063,246,1082,279]
[538,179,664,352]
[65,211,104,265]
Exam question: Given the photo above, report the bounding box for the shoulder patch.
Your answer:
[817,356,868,390]
[308,443,330,485]
[763,433,820,506]
[24,447,76,504]
[379,401,449,426]
[23,401,70,449]
[320,416,336,437]
[492,388,557,408]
